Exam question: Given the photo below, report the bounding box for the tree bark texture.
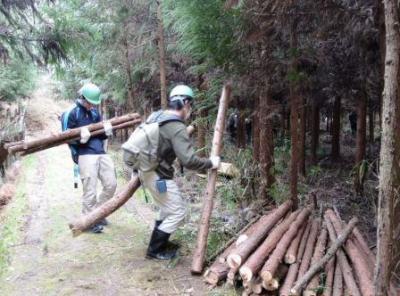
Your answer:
[331,96,341,160]
[298,96,306,176]
[310,99,319,164]
[157,0,167,109]
[253,96,260,162]
[191,84,231,274]
[356,97,367,164]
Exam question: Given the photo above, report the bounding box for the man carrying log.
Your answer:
[63,83,116,233]
[122,85,220,260]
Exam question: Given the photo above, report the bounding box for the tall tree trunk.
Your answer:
[374,1,400,294]
[356,97,367,164]
[253,96,260,162]
[289,15,299,209]
[368,103,375,144]
[123,34,135,111]
[331,96,341,160]
[259,83,275,200]
[310,99,320,164]
[197,108,208,158]
[237,99,246,149]
[298,96,306,176]
[157,0,167,109]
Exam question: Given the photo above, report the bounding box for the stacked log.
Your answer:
[6,113,142,156]
[204,207,378,296]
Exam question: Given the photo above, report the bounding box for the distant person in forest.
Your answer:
[62,83,116,233]
[122,84,220,260]
[349,111,357,135]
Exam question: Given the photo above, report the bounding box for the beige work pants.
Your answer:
[78,154,117,214]
[139,171,186,234]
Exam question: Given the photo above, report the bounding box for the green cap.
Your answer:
[79,83,101,105]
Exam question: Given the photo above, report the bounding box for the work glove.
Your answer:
[209,156,221,170]
[80,127,91,144]
[103,121,113,137]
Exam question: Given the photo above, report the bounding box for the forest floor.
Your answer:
[0,75,237,296]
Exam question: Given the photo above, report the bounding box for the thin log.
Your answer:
[9,113,141,153]
[296,219,320,280]
[332,257,343,296]
[69,176,141,236]
[303,225,328,296]
[322,256,335,296]
[290,219,357,296]
[279,220,312,296]
[285,222,307,264]
[262,264,289,291]
[260,208,311,282]
[325,217,361,296]
[227,200,293,270]
[251,277,264,294]
[325,210,373,296]
[20,119,141,156]
[191,84,231,274]
[239,210,299,282]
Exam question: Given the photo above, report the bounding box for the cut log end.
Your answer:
[285,254,296,264]
[69,224,82,237]
[303,290,317,296]
[263,279,279,291]
[227,254,242,269]
[261,270,273,283]
[239,266,253,282]
[203,270,219,286]
[289,288,299,296]
[251,282,263,294]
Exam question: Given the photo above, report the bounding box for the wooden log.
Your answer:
[69,176,141,236]
[20,119,141,156]
[279,220,312,296]
[303,225,328,296]
[227,200,293,270]
[191,84,231,274]
[325,210,373,296]
[251,277,264,294]
[239,210,299,282]
[262,264,289,291]
[8,113,141,154]
[325,217,361,296]
[296,219,320,280]
[322,256,335,296]
[204,215,263,286]
[260,208,311,283]
[284,222,307,264]
[332,257,343,296]
[290,218,358,296]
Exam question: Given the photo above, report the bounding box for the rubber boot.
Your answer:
[155,220,180,251]
[146,228,177,260]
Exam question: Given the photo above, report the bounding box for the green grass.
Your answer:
[0,155,37,276]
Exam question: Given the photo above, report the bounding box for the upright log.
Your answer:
[325,210,373,296]
[227,200,293,270]
[191,84,231,274]
[239,210,299,282]
[325,217,361,296]
[280,220,312,296]
[69,176,141,236]
[260,208,311,283]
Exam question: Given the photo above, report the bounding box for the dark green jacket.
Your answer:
[155,114,212,179]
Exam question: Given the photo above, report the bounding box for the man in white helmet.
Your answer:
[123,84,220,260]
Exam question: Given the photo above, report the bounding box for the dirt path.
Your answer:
[0,75,232,296]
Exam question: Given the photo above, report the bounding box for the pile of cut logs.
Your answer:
[4,113,142,156]
[204,200,382,296]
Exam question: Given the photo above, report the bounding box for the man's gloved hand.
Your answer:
[80,127,91,144]
[209,156,221,170]
[103,121,113,137]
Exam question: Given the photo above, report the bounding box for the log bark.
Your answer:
[156,0,167,109]
[298,96,306,176]
[238,210,299,282]
[260,208,311,283]
[191,84,231,274]
[262,264,289,291]
[291,219,357,296]
[375,1,400,295]
[227,200,293,270]
[303,226,328,296]
[69,176,141,236]
[280,220,312,296]
[331,96,341,160]
[296,219,320,280]
[356,97,367,164]
[310,99,319,164]
[325,210,373,296]
[332,257,343,296]
[325,217,361,296]
[9,113,141,154]
[253,96,260,162]
[322,256,335,296]
[284,221,307,264]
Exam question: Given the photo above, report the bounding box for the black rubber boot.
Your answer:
[155,220,180,251]
[146,228,177,260]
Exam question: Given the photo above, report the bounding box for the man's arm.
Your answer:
[170,125,213,171]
